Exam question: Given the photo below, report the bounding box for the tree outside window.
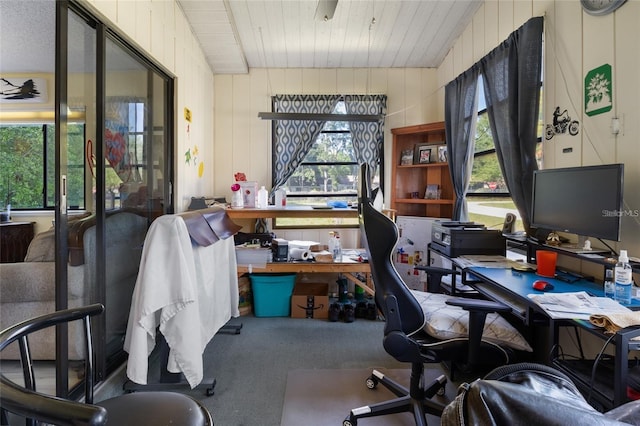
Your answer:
[467,79,543,232]
[0,123,85,210]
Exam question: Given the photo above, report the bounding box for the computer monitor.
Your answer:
[530,164,624,242]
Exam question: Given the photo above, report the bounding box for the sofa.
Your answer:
[0,210,148,360]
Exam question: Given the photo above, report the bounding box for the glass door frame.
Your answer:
[54,0,175,396]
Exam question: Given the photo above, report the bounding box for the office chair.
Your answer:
[344,164,521,426]
[442,362,640,425]
[0,304,213,426]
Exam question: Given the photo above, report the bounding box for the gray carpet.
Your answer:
[97,312,467,425]
[281,368,455,426]
[176,314,458,426]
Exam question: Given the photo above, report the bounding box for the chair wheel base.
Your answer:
[366,375,378,389]
[343,416,356,426]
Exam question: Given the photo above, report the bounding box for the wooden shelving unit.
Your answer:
[390,122,454,218]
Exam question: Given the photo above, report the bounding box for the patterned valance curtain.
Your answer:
[444,69,480,221]
[271,94,342,191]
[344,94,387,176]
[478,16,543,233]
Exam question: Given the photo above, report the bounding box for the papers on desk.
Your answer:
[528,291,631,320]
[454,255,536,270]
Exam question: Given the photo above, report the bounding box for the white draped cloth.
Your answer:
[124,215,239,388]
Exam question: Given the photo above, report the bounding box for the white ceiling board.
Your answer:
[208,0,482,73]
[0,0,483,76]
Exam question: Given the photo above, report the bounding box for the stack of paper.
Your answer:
[528,291,631,320]
[454,255,536,270]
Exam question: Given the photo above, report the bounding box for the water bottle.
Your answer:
[615,250,633,305]
[274,188,286,207]
[603,269,615,299]
[332,232,342,262]
[257,186,269,209]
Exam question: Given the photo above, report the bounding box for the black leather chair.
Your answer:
[344,164,518,426]
[0,304,212,426]
[442,362,640,425]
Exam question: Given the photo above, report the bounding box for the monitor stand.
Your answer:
[549,235,609,255]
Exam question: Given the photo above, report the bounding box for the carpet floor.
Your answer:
[175,314,461,426]
[280,367,456,426]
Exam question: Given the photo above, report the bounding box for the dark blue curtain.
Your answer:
[444,69,480,221]
[479,16,544,233]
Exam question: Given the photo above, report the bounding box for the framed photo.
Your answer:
[400,149,414,165]
[437,145,448,163]
[414,144,432,164]
[425,184,440,200]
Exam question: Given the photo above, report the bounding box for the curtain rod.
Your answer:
[257,112,384,122]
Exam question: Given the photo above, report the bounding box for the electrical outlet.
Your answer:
[611,115,624,135]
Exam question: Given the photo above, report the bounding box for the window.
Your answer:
[467,77,543,232]
[274,100,380,228]
[0,123,85,210]
[103,99,148,210]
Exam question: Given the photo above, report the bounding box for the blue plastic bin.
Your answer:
[249,273,296,317]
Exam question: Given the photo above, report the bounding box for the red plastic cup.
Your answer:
[536,250,558,278]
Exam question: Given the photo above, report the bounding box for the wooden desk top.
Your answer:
[236,259,370,274]
[226,206,358,220]
[236,257,373,296]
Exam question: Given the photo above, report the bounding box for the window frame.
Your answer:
[0,122,86,211]
[467,106,511,198]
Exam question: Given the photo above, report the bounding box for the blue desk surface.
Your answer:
[466,267,640,309]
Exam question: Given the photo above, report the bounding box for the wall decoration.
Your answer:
[0,77,48,103]
[580,0,627,16]
[183,107,204,178]
[585,64,612,117]
[545,106,580,140]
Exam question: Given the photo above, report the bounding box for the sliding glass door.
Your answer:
[58,0,174,391]
[100,32,173,370]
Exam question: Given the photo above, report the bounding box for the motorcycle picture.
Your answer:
[546,107,579,140]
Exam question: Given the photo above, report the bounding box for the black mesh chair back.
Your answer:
[358,163,426,340]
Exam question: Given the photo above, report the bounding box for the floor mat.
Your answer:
[280,367,454,426]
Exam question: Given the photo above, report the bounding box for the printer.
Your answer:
[430,221,505,258]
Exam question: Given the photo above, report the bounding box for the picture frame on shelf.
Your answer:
[437,145,448,163]
[414,144,431,164]
[425,184,440,200]
[400,149,414,165]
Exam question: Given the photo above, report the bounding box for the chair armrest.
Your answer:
[445,297,511,314]
[414,266,460,276]
[446,297,513,367]
[414,266,459,293]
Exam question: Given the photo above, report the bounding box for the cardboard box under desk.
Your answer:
[291,282,329,319]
